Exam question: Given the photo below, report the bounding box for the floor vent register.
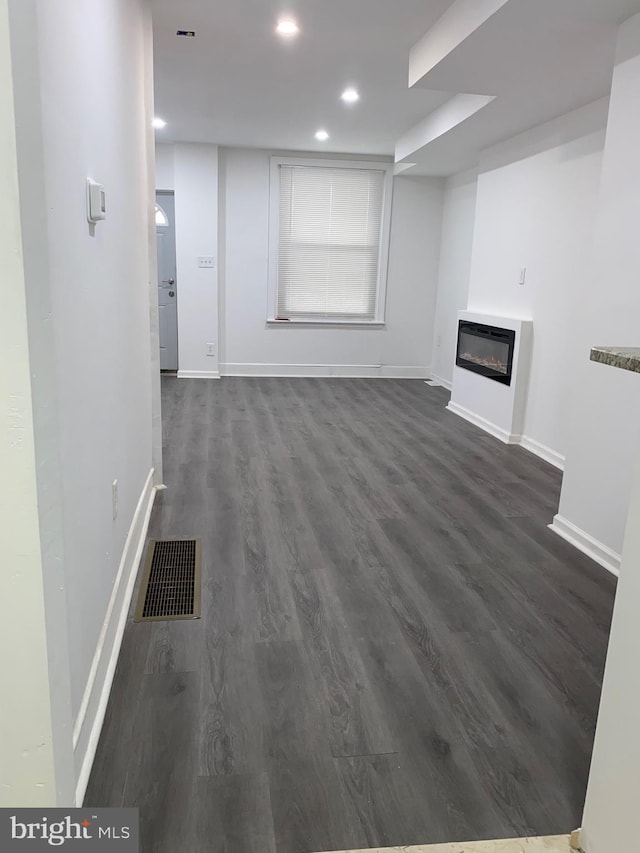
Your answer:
[135,538,202,621]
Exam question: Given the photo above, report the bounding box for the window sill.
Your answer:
[267,319,385,329]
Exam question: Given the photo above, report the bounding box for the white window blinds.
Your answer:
[276,164,386,321]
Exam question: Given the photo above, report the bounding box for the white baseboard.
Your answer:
[74,468,157,806]
[380,365,430,379]
[446,403,566,470]
[549,514,621,577]
[177,370,220,379]
[219,363,430,379]
[570,828,582,851]
[446,401,520,444]
[429,373,453,391]
[520,435,566,471]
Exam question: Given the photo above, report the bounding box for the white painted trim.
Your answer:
[429,373,453,391]
[446,400,520,444]
[570,827,582,851]
[220,363,429,379]
[74,469,156,806]
[265,319,385,328]
[446,402,566,470]
[381,365,430,379]
[177,370,220,380]
[549,515,621,578]
[311,836,572,853]
[520,435,566,471]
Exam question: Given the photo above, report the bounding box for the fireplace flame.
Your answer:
[460,352,508,374]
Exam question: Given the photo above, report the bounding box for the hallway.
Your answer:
[85,378,616,853]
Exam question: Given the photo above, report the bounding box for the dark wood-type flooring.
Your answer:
[86,378,616,853]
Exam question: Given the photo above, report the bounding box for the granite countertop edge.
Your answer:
[590,347,640,374]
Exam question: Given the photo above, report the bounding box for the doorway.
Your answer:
[155,191,178,371]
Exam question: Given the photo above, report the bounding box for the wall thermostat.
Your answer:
[87,179,106,223]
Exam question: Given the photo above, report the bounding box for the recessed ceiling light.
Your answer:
[153,117,167,129]
[341,87,360,104]
[315,129,329,142]
[276,18,299,37]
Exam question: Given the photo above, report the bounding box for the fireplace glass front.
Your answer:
[456,321,516,385]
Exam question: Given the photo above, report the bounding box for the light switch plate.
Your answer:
[87,179,106,223]
[198,256,214,268]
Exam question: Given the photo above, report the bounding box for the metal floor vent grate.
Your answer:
[135,539,202,622]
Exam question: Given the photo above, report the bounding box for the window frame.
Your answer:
[267,156,394,327]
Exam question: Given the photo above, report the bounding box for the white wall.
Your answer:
[464,101,607,467]
[143,16,163,487]
[581,428,640,853]
[431,169,478,388]
[382,174,444,371]
[174,144,219,377]
[155,142,174,190]
[0,0,73,807]
[7,0,156,802]
[555,13,640,569]
[580,32,640,825]
[581,436,640,853]
[218,146,444,377]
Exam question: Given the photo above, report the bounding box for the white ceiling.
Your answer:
[400,0,640,174]
[151,0,455,156]
[151,0,640,175]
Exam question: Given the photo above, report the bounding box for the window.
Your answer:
[155,203,169,227]
[268,158,393,324]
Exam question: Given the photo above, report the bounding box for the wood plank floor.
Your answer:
[85,378,616,853]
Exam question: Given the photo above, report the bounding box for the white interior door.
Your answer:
[156,192,178,371]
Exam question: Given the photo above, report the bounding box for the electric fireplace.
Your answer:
[456,320,516,386]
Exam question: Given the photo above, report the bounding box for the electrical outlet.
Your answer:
[112,480,118,520]
[198,256,214,268]
[206,343,216,357]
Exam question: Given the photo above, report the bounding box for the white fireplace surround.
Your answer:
[447,311,533,445]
